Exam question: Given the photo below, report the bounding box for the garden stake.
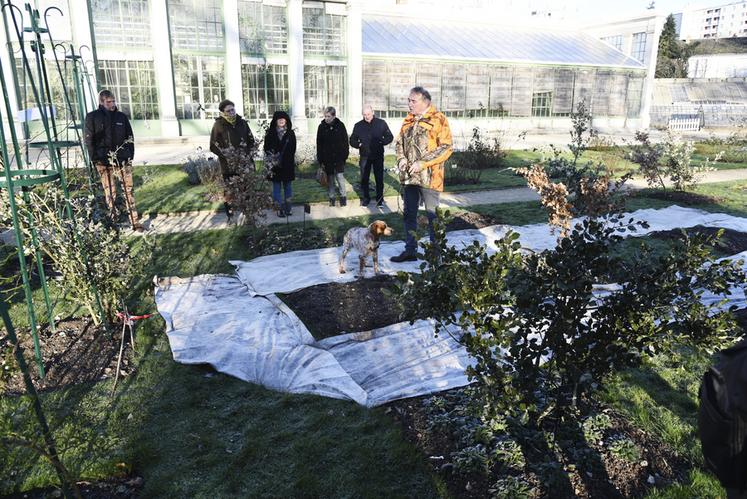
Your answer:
[111,302,151,396]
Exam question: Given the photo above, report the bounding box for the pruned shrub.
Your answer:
[221,145,274,226]
[630,130,720,191]
[537,101,630,219]
[457,127,507,177]
[444,160,481,186]
[396,209,744,428]
[0,186,151,325]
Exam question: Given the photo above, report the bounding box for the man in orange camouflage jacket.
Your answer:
[391,86,453,262]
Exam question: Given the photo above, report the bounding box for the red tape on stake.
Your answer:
[115,311,153,322]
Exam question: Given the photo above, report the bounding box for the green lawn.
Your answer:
[133,164,222,215]
[132,151,542,214]
[131,144,747,216]
[3,180,747,497]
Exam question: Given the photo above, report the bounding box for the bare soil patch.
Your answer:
[647,225,747,255]
[641,190,723,206]
[1,317,135,395]
[279,275,416,340]
[443,211,500,231]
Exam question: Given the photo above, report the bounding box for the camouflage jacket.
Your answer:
[395,105,453,192]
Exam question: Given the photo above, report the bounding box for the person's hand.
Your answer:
[409,161,422,174]
[397,158,409,173]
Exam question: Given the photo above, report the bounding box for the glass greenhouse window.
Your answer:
[531,91,552,117]
[302,6,346,57]
[14,59,74,122]
[97,60,159,120]
[626,75,644,118]
[241,64,289,120]
[600,35,623,52]
[91,0,151,48]
[632,32,647,62]
[168,0,224,52]
[173,55,225,119]
[489,67,512,117]
[238,1,288,54]
[304,65,345,118]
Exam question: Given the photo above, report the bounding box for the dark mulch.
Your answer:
[647,225,747,255]
[279,275,416,340]
[443,211,500,231]
[640,190,723,206]
[1,317,135,395]
[4,476,142,499]
[388,392,690,499]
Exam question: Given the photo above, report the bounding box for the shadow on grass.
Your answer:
[122,326,443,497]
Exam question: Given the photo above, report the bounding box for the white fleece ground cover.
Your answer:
[156,206,747,407]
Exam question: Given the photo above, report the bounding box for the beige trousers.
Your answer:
[96,162,138,225]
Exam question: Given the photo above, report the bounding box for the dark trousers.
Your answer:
[360,157,384,203]
[403,185,440,254]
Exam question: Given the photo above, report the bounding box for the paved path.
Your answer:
[2,167,746,242]
[142,167,747,235]
[143,187,541,234]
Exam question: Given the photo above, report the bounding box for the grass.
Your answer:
[131,151,542,215]
[1,223,447,497]
[603,349,727,498]
[130,143,747,216]
[3,178,747,497]
[133,164,221,215]
[1,321,445,497]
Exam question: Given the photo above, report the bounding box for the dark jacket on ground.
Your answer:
[349,116,393,162]
[316,117,349,175]
[84,105,134,165]
[209,115,256,178]
[263,111,296,182]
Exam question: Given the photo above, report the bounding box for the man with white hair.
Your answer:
[390,86,452,263]
[349,105,393,207]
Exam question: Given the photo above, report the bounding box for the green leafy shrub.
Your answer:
[396,211,744,426]
[630,131,719,191]
[0,187,151,325]
[452,444,491,476]
[444,160,481,185]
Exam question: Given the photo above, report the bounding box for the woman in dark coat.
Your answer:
[209,99,255,221]
[263,110,296,217]
[316,106,349,206]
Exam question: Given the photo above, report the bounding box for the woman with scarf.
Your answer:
[263,110,296,217]
[209,99,255,222]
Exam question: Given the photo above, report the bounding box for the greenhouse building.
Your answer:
[0,0,659,141]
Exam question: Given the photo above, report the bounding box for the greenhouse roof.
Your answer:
[362,17,646,70]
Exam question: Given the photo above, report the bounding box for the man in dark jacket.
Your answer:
[209,99,256,222]
[316,106,349,206]
[349,105,394,207]
[84,89,141,230]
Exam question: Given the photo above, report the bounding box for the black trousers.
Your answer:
[360,156,384,203]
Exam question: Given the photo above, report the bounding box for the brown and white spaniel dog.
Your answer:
[338,220,394,277]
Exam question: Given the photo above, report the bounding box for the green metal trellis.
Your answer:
[0,1,104,377]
